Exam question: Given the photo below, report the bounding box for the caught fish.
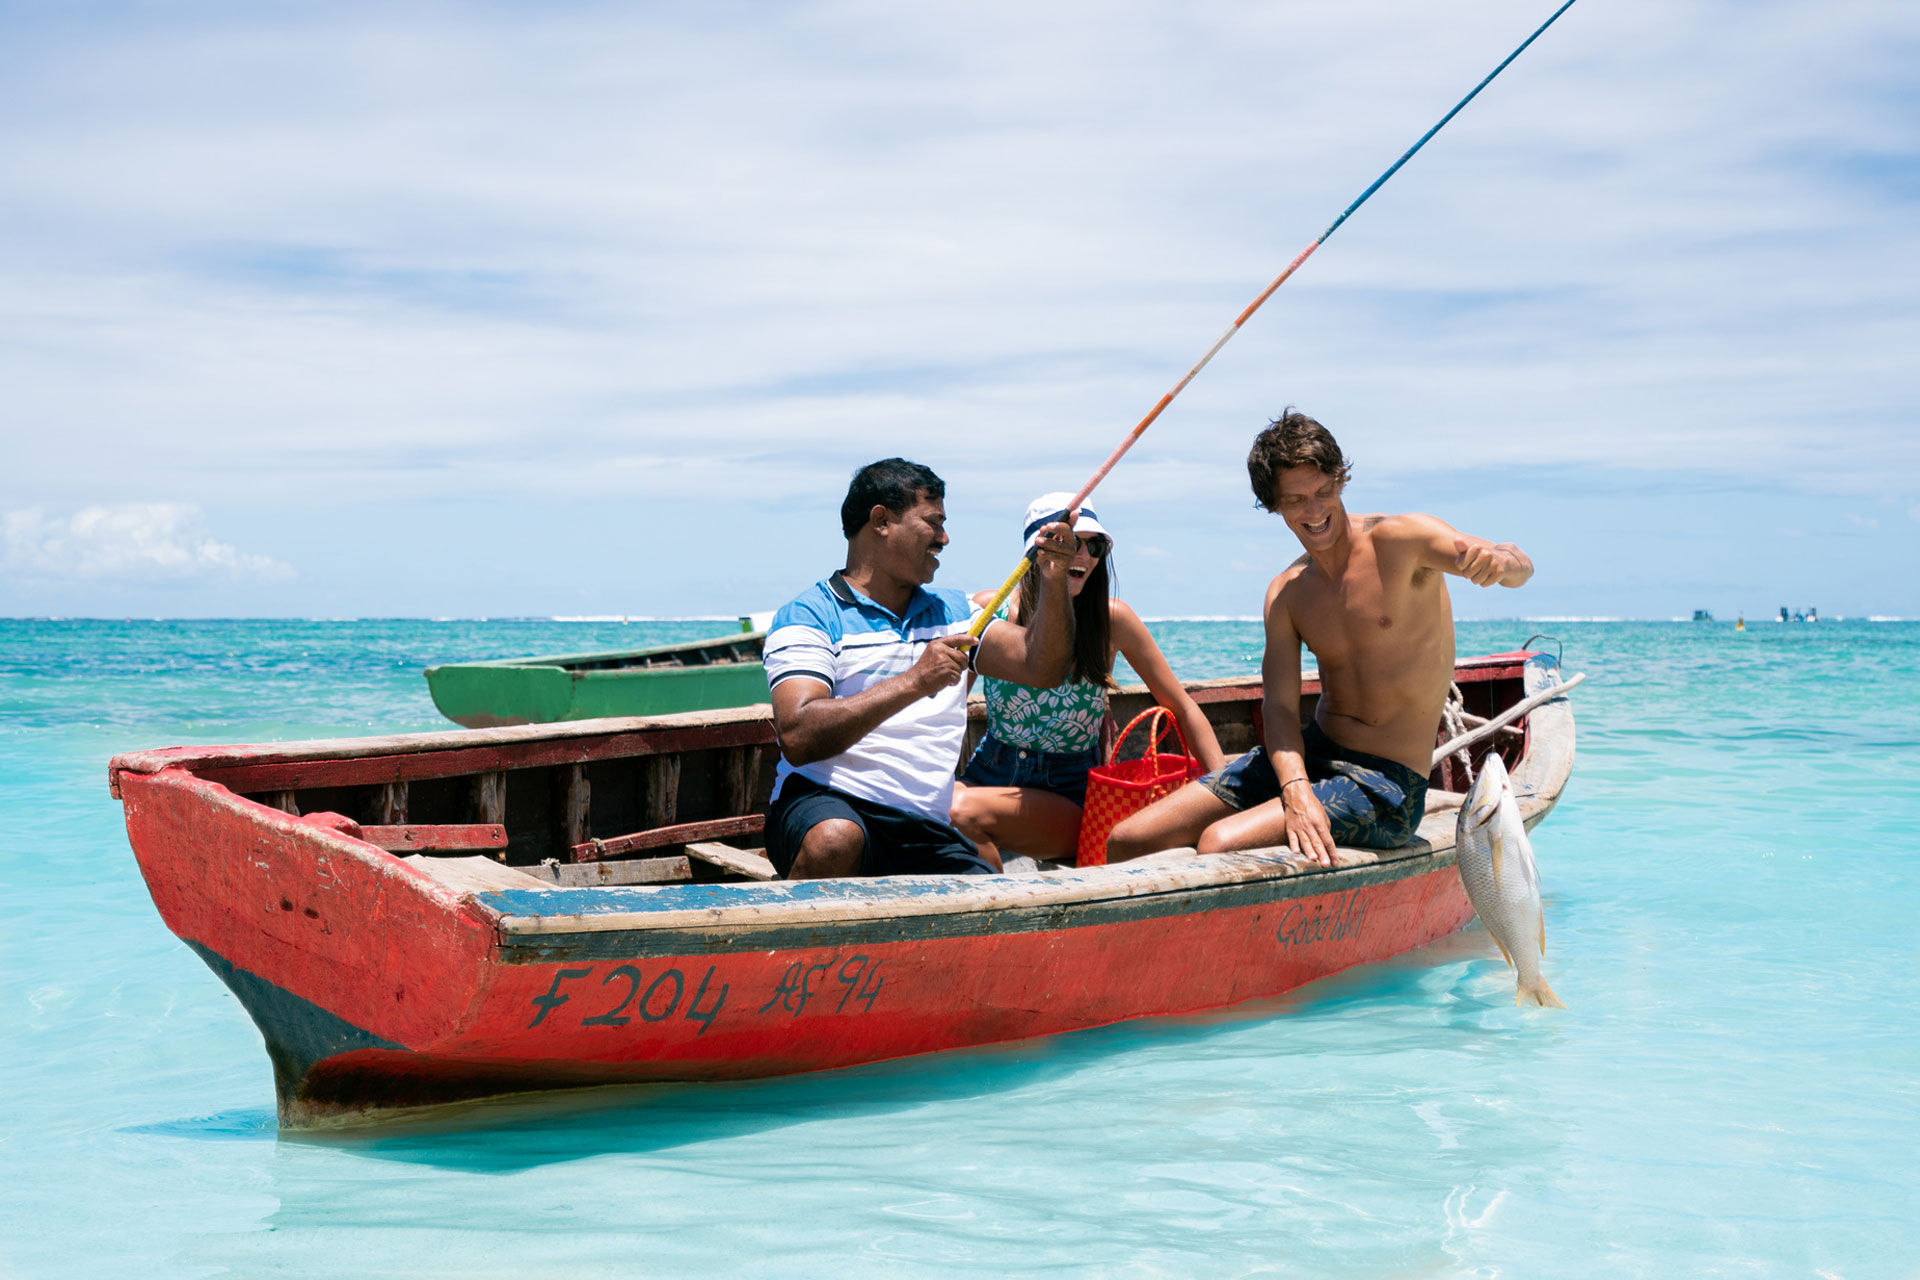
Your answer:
[1455,752,1565,1008]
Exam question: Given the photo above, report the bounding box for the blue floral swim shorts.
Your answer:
[1197,721,1429,850]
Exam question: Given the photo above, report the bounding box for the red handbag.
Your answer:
[1075,707,1205,867]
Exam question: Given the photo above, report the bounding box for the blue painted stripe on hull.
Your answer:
[473,862,1241,919]
[182,939,406,1115]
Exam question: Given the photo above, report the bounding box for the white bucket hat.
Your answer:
[1021,492,1113,557]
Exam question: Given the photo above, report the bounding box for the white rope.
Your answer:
[1440,683,1476,784]
[1431,671,1587,770]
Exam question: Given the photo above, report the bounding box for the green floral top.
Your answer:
[980,605,1108,753]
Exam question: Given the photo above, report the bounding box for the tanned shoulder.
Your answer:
[1370,512,1448,543]
[1265,560,1310,624]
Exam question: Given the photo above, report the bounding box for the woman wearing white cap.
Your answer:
[951,493,1226,867]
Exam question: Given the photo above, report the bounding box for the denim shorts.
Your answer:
[765,774,996,878]
[1198,722,1429,850]
[959,734,1100,808]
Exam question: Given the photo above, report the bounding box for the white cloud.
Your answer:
[0,1,1914,613]
[3,505,293,583]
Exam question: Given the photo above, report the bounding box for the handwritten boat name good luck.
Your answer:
[1274,891,1368,949]
[526,953,887,1034]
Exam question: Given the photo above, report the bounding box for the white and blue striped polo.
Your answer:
[765,572,995,821]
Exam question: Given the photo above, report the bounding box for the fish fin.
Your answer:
[1490,932,1514,971]
[1489,829,1505,892]
[1516,975,1567,1009]
[1537,904,1547,958]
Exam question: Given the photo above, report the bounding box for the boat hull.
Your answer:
[426,660,771,728]
[113,652,1574,1126]
[424,632,769,727]
[143,791,1471,1124]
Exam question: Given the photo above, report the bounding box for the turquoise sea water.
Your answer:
[2,618,1916,1278]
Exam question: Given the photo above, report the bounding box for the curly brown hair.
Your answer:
[1246,407,1352,512]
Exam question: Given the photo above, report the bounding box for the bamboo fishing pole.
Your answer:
[969,0,1580,637]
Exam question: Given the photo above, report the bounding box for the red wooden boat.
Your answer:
[110,650,1576,1127]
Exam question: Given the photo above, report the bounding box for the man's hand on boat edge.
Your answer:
[1284,783,1339,868]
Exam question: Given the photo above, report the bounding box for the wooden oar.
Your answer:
[970,0,1581,636]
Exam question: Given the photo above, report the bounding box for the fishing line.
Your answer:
[971,0,1580,636]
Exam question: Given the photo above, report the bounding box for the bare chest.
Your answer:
[1295,563,1439,669]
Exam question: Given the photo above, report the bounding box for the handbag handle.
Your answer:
[1106,705,1192,766]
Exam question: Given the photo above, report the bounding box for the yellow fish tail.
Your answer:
[1516,975,1566,1009]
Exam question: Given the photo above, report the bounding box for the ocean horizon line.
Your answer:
[0,614,1907,625]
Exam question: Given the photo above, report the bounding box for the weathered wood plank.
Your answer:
[557,764,590,856]
[534,856,693,888]
[472,771,506,824]
[721,746,762,815]
[368,781,408,825]
[400,854,548,894]
[684,841,778,881]
[116,701,782,773]
[573,814,766,862]
[177,719,781,795]
[644,755,681,828]
[361,823,508,853]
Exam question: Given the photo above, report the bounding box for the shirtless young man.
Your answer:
[1106,408,1533,867]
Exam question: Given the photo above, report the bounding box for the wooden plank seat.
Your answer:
[572,814,765,862]
[361,823,508,853]
[401,855,549,894]
[683,841,778,881]
[293,812,510,854]
[533,856,693,888]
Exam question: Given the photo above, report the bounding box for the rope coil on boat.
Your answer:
[1431,671,1586,771]
[1441,683,1477,784]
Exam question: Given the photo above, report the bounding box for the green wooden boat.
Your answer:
[425,630,769,728]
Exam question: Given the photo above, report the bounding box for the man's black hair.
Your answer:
[840,458,946,539]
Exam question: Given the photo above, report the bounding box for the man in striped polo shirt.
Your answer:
[764,458,1078,879]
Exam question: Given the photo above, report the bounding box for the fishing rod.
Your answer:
[970,0,1580,636]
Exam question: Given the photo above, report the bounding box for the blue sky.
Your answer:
[2,0,1916,619]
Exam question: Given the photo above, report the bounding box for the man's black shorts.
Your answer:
[765,774,996,877]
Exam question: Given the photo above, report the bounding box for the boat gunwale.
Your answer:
[107,654,1533,789]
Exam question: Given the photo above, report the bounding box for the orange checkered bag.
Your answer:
[1075,706,1205,867]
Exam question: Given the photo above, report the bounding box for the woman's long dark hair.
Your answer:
[1013,551,1114,689]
